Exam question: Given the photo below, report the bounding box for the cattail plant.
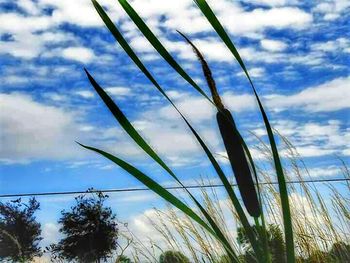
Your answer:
[179,32,261,218]
[79,0,297,262]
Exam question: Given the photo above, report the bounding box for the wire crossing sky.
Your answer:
[0,178,348,198]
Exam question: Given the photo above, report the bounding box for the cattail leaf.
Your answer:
[194,0,295,262]
[116,0,213,103]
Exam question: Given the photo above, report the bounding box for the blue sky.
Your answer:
[0,0,349,256]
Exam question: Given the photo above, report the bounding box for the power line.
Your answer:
[0,177,348,198]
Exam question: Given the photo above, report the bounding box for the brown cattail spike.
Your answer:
[177,31,224,110]
[179,31,261,217]
[217,109,261,217]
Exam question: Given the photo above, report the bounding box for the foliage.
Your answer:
[48,190,118,263]
[159,250,191,263]
[0,198,42,262]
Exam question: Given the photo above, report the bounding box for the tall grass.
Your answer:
[126,135,349,262]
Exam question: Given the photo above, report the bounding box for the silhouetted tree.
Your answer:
[48,190,118,263]
[0,198,42,262]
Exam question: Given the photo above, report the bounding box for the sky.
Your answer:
[0,0,349,259]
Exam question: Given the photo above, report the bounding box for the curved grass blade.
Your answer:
[84,69,238,261]
[193,0,295,262]
[116,0,213,104]
[91,0,261,258]
[78,142,239,262]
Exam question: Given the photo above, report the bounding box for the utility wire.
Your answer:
[0,178,348,198]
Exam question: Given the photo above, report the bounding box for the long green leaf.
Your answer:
[193,0,295,262]
[91,0,260,258]
[84,69,238,261]
[117,0,213,104]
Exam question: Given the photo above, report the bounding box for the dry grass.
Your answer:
[127,133,349,262]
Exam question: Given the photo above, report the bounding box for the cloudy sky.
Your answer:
[0,0,349,256]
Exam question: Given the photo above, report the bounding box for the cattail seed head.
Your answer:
[217,109,261,217]
[180,31,261,217]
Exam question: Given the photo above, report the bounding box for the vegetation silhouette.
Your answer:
[48,190,118,263]
[0,197,42,262]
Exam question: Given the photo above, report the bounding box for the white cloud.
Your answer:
[17,0,42,15]
[41,223,61,246]
[311,37,350,53]
[256,119,350,158]
[156,91,255,123]
[237,67,265,78]
[74,90,95,99]
[266,77,350,112]
[35,0,121,27]
[314,0,350,21]
[43,92,67,102]
[307,166,341,178]
[105,87,132,97]
[0,0,115,60]
[61,47,95,63]
[241,0,290,6]
[1,0,313,63]
[0,13,53,34]
[163,38,232,62]
[0,29,76,59]
[0,93,86,163]
[160,1,312,35]
[114,76,350,163]
[260,39,288,52]
[215,5,312,35]
[4,76,346,164]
